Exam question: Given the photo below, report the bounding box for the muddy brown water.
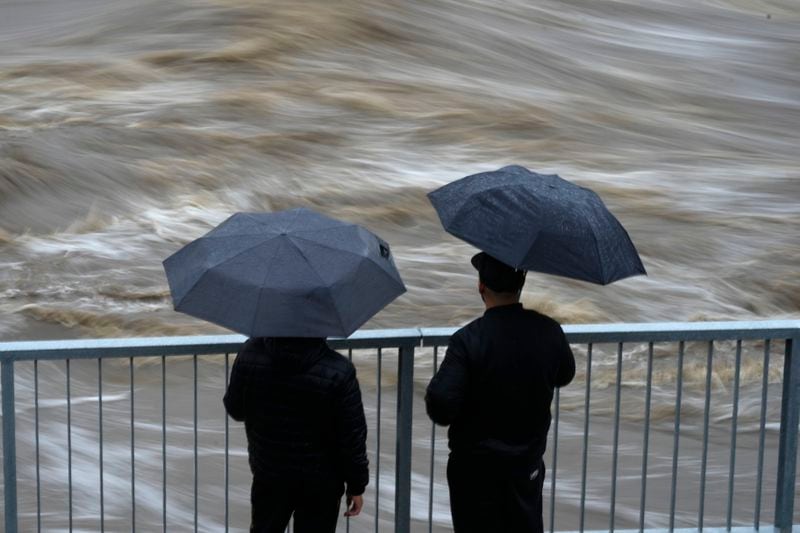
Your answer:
[1,0,798,530]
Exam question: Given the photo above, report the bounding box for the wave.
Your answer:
[15,304,213,337]
[1,0,799,341]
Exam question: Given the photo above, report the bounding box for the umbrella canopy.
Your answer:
[163,208,406,338]
[428,165,646,285]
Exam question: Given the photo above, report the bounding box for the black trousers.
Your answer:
[250,477,343,533]
[447,454,545,533]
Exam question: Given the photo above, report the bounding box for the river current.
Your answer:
[1,0,798,530]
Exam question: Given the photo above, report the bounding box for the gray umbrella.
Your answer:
[163,208,406,338]
[428,165,646,285]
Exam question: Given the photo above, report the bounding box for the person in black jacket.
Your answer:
[426,252,575,533]
[224,336,369,533]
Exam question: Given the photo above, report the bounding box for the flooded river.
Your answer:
[1,0,798,530]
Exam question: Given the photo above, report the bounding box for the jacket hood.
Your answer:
[261,337,328,372]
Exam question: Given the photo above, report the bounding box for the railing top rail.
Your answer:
[0,328,423,361]
[423,319,800,345]
[1,321,798,361]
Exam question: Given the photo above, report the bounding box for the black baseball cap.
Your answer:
[471,252,526,293]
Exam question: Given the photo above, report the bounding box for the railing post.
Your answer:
[775,336,800,532]
[394,341,415,533]
[2,356,19,533]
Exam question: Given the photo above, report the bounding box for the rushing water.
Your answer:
[1,0,798,530]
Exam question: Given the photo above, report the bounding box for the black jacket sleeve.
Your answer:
[223,353,246,422]
[334,367,369,496]
[425,334,470,426]
[554,325,576,388]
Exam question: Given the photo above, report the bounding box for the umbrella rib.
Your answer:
[243,211,347,235]
[587,209,607,285]
[290,235,406,310]
[247,238,287,337]
[289,223,359,238]
[285,237,350,336]
[291,234,406,293]
[198,232,279,241]
[286,233,367,262]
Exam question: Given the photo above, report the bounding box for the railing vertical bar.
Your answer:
[130,356,136,531]
[549,386,560,533]
[98,358,104,533]
[609,342,623,533]
[35,359,41,533]
[579,343,593,533]
[225,352,230,533]
[727,340,742,529]
[67,358,73,532]
[394,342,415,533]
[193,354,198,533]
[2,356,19,533]
[638,342,654,533]
[669,341,685,530]
[162,355,167,532]
[754,339,770,529]
[775,336,799,531]
[347,348,352,533]
[428,345,439,533]
[699,340,714,529]
[376,347,382,533]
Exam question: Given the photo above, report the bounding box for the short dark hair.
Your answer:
[471,252,526,293]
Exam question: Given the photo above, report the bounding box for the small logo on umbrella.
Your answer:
[380,243,391,259]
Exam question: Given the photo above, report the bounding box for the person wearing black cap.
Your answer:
[425,252,575,533]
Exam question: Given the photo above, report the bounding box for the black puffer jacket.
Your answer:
[426,303,575,463]
[224,337,369,496]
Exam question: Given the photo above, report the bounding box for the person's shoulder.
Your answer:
[317,346,356,378]
[521,307,564,331]
[236,337,268,363]
[448,315,485,353]
[241,337,263,352]
[455,315,484,337]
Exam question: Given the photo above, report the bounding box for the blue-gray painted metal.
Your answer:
[224,353,230,533]
[2,321,800,532]
[194,354,199,533]
[561,527,778,533]
[669,342,685,531]
[394,343,415,533]
[609,343,624,532]
[774,337,799,532]
[580,343,593,533]
[699,341,714,530]
[99,358,105,533]
[428,346,439,533]
[728,340,743,530]
[67,359,73,531]
[2,321,798,361]
[130,357,136,531]
[162,356,168,531]
[35,359,41,533]
[347,348,352,533]
[755,340,770,529]
[2,358,18,533]
[639,342,654,533]
[376,348,382,533]
[550,387,560,533]
[423,320,800,346]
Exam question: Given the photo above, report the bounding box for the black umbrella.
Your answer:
[163,208,406,338]
[428,165,646,285]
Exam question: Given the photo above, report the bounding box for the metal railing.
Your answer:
[1,320,798,532]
